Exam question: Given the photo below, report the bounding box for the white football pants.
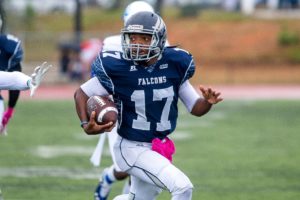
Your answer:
[113,135,193,200]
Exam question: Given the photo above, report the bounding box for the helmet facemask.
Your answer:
[121,12,167,63]
[122,30,161,62]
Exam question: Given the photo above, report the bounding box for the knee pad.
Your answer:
[172,188,193,200]
[112,193,137,200]
[159,164,193,196]
[112,194,129,200]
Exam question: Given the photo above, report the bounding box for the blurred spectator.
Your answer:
[58,39,102,82]
[80,38,102,81]
[59,48,70,76]
[69,49,83,82]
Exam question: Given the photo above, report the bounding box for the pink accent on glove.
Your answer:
[2,107,14,127]
[152,137,176,162]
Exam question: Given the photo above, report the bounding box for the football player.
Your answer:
[90,1,159,200]
[0,31,51,135]
[0,33,24,135]
[74,11,222,200]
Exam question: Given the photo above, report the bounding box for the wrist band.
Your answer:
[80,121,88,128]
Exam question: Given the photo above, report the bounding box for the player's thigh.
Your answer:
[113,136,152,171]
[129,150,193,193]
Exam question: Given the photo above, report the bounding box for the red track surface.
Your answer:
[6,84,300,101]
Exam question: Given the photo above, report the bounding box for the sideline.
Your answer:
[213,85,300,100]
[3,84,300,100]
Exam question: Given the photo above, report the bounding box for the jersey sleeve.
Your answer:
[5,35,24,71]
[90,54,114,94]
[9,43,23,69]
[80,77,109,97]
[173,48,195,85]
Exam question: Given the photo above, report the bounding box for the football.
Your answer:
[86,95,118,125]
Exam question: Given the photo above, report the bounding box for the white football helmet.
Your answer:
[123,1,155,24]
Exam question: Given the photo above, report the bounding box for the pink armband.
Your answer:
[151,137,176,163]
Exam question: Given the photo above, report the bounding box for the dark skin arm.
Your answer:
[74,88,114,135]
[191,85,223,117]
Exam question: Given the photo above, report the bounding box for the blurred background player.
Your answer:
[90,1,160,200]
[0,18,51,135]
[0,31,25,135]
[0,62,51,136]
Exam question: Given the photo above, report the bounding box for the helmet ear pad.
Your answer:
[121,11,167,62]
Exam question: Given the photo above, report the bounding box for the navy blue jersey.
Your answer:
[92,47,195,142]
[0,34,23,72]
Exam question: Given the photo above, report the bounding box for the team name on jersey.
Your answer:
[138,76,167,86]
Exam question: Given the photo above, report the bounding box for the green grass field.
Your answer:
[0,100,300,200]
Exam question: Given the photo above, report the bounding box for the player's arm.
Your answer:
[74,77,113,135]
[179,80,223,117]
[0,63,51,92]
[0,71,31,90]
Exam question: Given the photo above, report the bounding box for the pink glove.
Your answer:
[152,137,176,163]
[2,107,14,127]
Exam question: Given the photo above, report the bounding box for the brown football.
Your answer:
[86,96,118,125]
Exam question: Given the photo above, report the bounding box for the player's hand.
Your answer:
[29,62,52,97]
[0,107,14,136]
[83,111,115,135]
[199,85,223,105]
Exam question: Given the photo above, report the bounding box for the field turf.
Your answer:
[0,100,300,200]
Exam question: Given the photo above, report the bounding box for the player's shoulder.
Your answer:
[163,47,195,80]
[164,46,192,59]
[103,35,121,44]
[91,50,130,80]
[1,34,20,43]
[0,34,21,48]
[102,35,122,52]
[96,50,129,69]
[0,34,22,52]
[163,47,194,65]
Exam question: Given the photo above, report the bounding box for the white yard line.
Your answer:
[33,145,110,158]
[0,166,100,179]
